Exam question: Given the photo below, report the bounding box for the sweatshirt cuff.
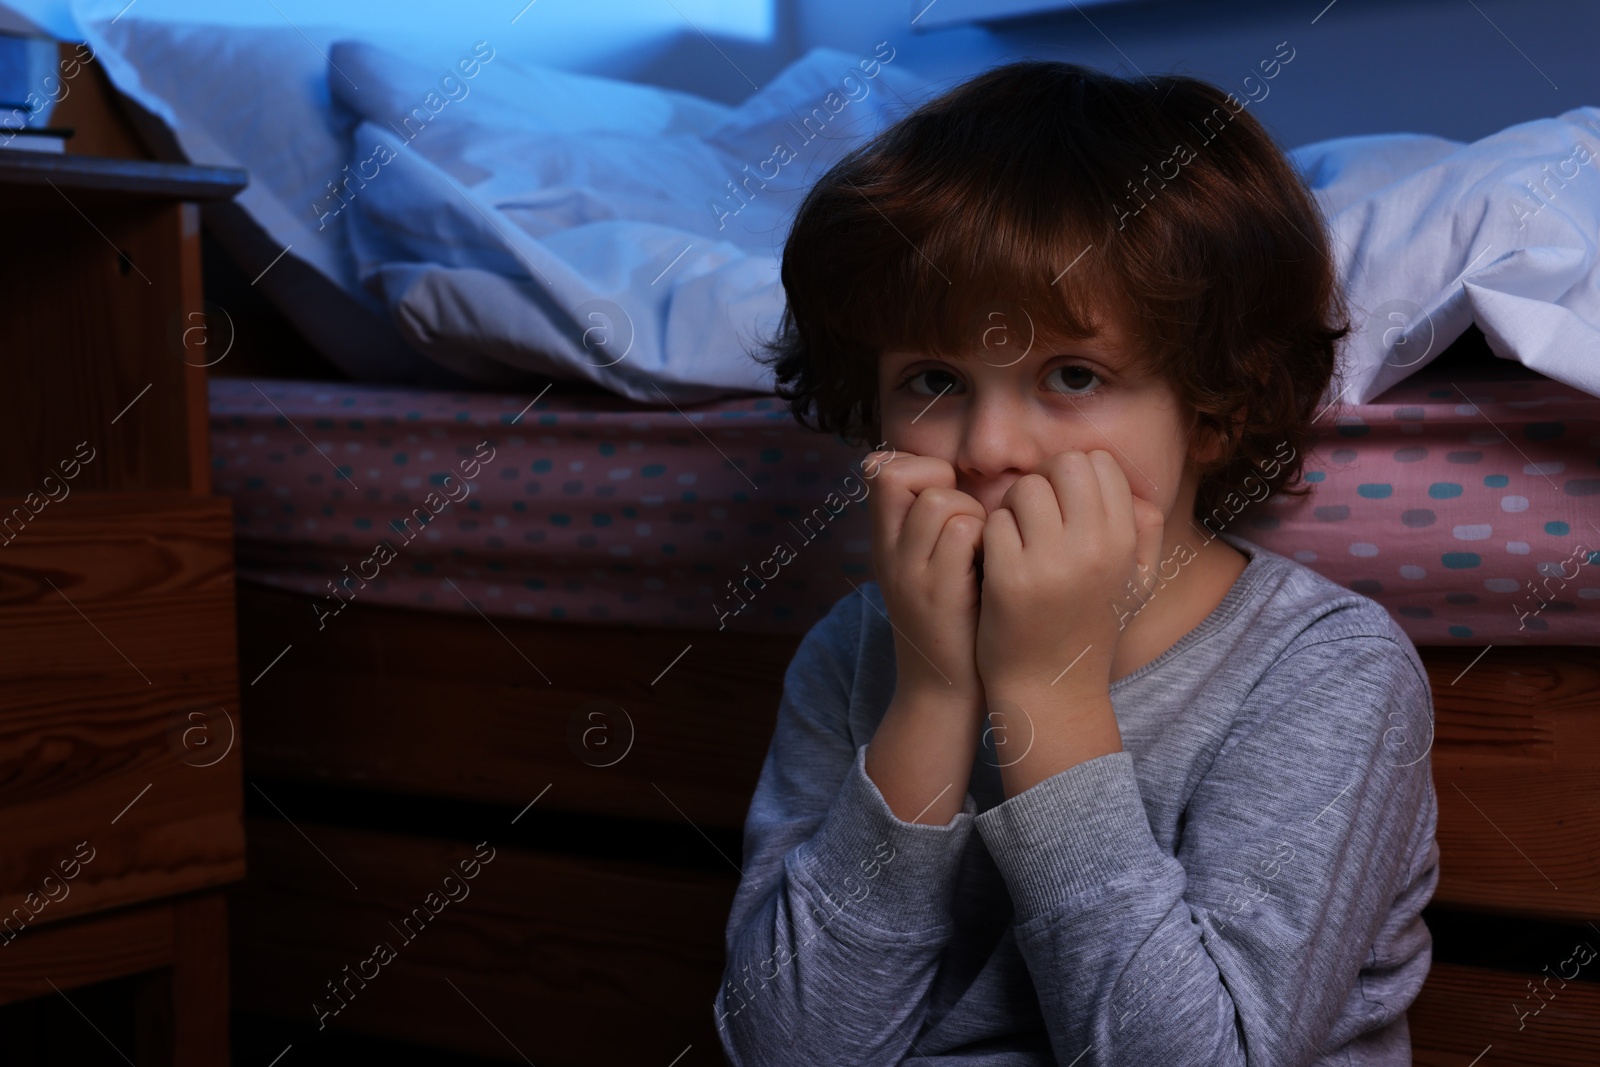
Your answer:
[790,743,977,936]
[973,750,1165,925]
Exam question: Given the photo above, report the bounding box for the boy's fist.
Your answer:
[865,450,988,707]
[975,449,1166,697]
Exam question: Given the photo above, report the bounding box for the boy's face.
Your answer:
[877,308,1211,534]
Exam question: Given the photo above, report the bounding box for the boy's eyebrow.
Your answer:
[891,341,1127,364]
[888,325,1144,367]
[1034,332,1126,364]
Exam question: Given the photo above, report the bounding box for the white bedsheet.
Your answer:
[68,0,1600,405]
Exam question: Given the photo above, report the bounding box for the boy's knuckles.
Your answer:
[1012,471,1049,492]
[885,454,953,484]
[942,513,985,543]
[1004,473,1056,508]
[867,459,910,490]
[1037,452,1076,479]
[925,485,983,513]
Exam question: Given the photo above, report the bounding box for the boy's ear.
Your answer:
[1188,409,1244,467]
[1190,415,1222,470]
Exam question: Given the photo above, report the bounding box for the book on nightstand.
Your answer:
[0,122,72,151]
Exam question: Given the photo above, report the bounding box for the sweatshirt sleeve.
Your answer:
[971,633,1439,1067]
[715,588,981,1066]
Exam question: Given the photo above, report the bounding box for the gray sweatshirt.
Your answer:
[715,531,1439,1066]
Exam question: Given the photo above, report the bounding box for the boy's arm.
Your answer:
[972,634,1439,1066]
[715,590,980,1067]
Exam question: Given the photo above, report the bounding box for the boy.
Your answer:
[718,60,1439,1066]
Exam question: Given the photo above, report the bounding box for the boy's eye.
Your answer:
[1046,365,1103,397]
[902,369,964,397]
[896,364,1104,398]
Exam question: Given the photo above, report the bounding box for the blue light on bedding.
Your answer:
[66,2,1600,407]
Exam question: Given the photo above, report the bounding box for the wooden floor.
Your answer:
[233,583,1600,1065]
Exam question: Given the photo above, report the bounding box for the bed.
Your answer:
[213,325,1600,1066]
[47,9,1600,1064]
[208,327,1600,646]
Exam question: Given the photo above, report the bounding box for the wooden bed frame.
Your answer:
[230,581,1600,1065]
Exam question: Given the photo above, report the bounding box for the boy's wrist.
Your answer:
[984,682,1123,799]
[983,674,1110,709]
[889,683,985,719]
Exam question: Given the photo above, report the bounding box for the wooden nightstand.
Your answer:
[0,144,249,1064]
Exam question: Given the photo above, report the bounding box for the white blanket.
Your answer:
[1292,113,1600,404]
[67,1,1600,404]
[326,38,930,400]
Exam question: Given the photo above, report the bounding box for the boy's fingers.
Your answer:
[862,450,897,478]
[867,453,955,553]
[998,473,1062,549]
[1034,450,1098,546]
[1086,450,1135,545]
[980,505,1021,567]
[902,488,985,566]
[928,512,985,581]
[1082,450,1164,580]
[865,450,918,556]
[1130,495,1168,577]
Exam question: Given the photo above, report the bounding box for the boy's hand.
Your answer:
[865,450,988,707]
[975,449,1166,698]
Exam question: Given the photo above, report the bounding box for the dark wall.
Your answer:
[630,0,1599,150]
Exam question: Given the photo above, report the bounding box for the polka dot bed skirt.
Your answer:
[1235,359,1599,644]
[209,366,1599,645]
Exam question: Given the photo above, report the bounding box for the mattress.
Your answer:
[1238,347,1599,645]
[209,350,1600,645]
[209,379,877,638]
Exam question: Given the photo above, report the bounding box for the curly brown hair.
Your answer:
[749,59,1352,524]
